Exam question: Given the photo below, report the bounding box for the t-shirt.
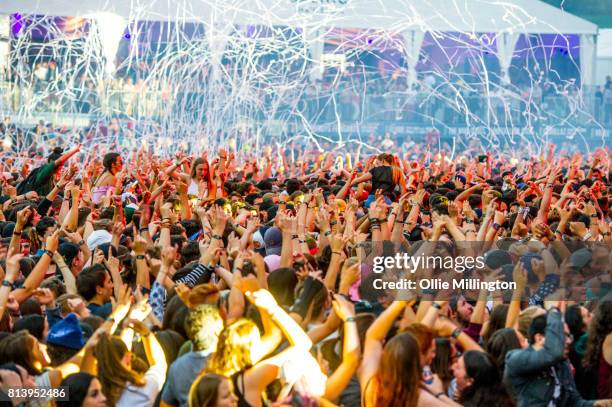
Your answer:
[161,350,212,407]
[87,302,113,319]
[33,162,58,196]
[116,363,166,407]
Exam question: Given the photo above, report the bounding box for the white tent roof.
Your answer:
[0,0,598,35]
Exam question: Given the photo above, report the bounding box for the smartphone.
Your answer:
[477,155,487,163]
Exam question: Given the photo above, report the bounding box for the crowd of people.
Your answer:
[0,137,610,407]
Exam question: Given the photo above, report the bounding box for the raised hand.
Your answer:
[332,294,356,321]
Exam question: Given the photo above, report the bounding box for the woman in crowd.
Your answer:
[92,152,123,204]
[189,373,238,407]
[57,372,108,407]
[93,319,167,406]
[584,299,612,399]
[166,157,215,200]
[452,350,514,407]
[359,301,461,406]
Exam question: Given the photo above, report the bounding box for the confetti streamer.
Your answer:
[0,0,604,157]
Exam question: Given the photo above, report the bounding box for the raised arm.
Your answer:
[324,296,360,402]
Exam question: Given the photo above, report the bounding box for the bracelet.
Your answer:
[378,218,387,223]
[77,240,85,246]
[451,328,462,339]
[492,223,501,231]
[324,230,332,237]
[292,234,299,239]
[432,302,442,310]
[2,280,14,289]
[345,316,357,323]
[330,220,338,226]
[332,251,342,256]
[355,242,366,248]
[12,230,22,236]
[43,250,54,259]
[136,255,145,260]
[212,234,223,240]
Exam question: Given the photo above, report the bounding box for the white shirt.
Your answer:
[116,363,166,407]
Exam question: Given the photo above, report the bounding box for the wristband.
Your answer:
[451,328,462,339]
[324,230,332,237]
[330,220,338,226]
[435,392,444,398]
[492,223,501,231]
[292,234,299,239]
[2,280,14,289]
[106,317,115,322]
[43,250,54,259]
[332,251,342,256]
[299,240,306,244]
[345,316,357,323]
[77,240,85,246]
[464,219,474,224]
[12,230,22,236]
[432,302,442,310]
[136,255,145,260]
[212,234,223,240]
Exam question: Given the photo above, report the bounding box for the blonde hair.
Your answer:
[206,319,260,377]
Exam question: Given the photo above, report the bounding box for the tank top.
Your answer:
[369,166,395,197]
[232,372,254,407]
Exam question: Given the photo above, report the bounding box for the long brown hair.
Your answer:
[373,332,421,407]
[0,330,42,375]
[188,373,226,407]
[190,158,213,185]
[94,334,145,405]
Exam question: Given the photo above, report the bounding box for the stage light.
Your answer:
[87,12,126,75]
[3,136,12,149]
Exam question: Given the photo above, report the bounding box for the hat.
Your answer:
[86,229,112,251]
[47,313,85,350]
[570,248,592,270]
[252,230,265,248]
[264,227,282,256]
[484,249,513,269]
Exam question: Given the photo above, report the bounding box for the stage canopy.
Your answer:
[0,0,599,84]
